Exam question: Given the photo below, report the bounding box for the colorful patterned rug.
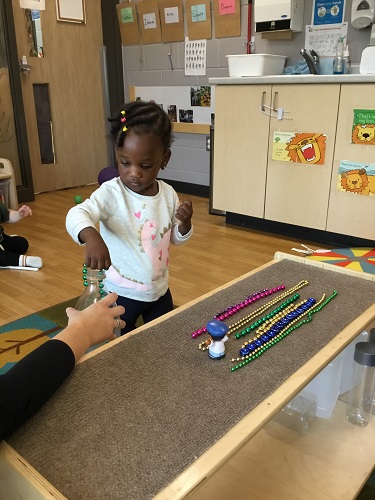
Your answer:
[306,247,375,274]
[0,297,78,375]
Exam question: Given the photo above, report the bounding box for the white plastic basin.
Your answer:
[227,54,287,77]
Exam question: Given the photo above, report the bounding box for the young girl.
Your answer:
[66,101,193,333]
[0,202,43,268]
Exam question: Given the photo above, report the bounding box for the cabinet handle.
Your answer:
[261,91,266,112]
[272,91,278,112]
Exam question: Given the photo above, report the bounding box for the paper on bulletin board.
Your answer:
[116,3,141,45]
[20,0,45,9]
[133,85,215,124]
[352,109,375,145]
[213,0,240,38]
[137,0,162,44]
[305,22,348,56]
[186,0,211,40]
[312,0,346,25]
[272,131,327,164]
[337,160,375,196]
[159,0,184,42]
[185,38,206,75]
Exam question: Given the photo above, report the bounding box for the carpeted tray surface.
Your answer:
[7,260,375,500]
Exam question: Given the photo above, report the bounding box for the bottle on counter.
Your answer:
[76,265,121,337]
[333,37,344,74]
[346,342,375,426]
[343,45,351,74]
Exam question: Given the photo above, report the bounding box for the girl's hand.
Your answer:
[79,227,112,270]
[176,200,193,235]
[18,205,32,218]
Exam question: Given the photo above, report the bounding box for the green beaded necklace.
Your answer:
[230,290,338,372]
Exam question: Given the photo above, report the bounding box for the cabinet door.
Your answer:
[326,84,375,240]
[212,85,271,217]
[265,84,340,230]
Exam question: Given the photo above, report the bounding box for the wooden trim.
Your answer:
[0,442,66,499]
[172,122,210,134]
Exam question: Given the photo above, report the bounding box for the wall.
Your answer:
[121,0,372,189]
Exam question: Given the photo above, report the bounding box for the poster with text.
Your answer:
[312,0,345,25]
[272,131,327,164]
[337,160,375,196]
[352,109,375,145]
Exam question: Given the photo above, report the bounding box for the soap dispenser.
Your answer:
[333,37,344,74]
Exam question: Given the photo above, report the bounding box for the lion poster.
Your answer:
[272,131,326,165]
[352,109,375,145]
[337,160,375,196]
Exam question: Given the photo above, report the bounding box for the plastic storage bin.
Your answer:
[299,330,368,418]
[226,54,287,77]
[0,180,10,208]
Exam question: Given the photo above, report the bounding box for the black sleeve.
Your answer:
[0,339,75,440]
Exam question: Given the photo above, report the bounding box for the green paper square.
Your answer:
[121,7,134,23]
[191,4,206,22]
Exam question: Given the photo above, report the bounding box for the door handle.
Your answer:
[19,56,31,74]
[272,91,278,112]
[260,91,266,112]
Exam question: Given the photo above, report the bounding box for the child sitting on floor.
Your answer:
[0,201,42,268]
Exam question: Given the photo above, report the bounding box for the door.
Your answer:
[11,0,108,193]
[0,0,34,203]
[265,84,340,230]
[326,83,375,240]
[212,85,271,217]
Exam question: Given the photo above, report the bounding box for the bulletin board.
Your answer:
[116,2,141,45]
[213,0,240,38]
[158,0,185,43]
[186,0,212,40]
[137,0,162,44]
[129,85,215,134]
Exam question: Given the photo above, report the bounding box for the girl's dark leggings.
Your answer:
[114,288,174,334]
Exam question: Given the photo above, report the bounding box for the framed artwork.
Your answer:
[56,0,86,23]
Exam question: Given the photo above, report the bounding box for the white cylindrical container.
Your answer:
[346,342,375,426]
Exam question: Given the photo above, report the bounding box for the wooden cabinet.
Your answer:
[326,84,375,240]
[265,84,340,230]
[212,82,373,240]
[212,85,271,218]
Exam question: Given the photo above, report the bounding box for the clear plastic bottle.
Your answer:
[75,267,121,337]
[273,394,316,435]
[333,37,344,75]
[346,342,375,426]
[343,45,351,74]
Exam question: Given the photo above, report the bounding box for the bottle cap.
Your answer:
[354,342,375,367]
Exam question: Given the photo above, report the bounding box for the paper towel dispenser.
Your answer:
[254,0,305,33]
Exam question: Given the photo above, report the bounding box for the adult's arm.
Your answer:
[0,339,75,440]
[0,293,125,440]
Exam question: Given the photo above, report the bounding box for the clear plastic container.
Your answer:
[273,395,316,435]
[333,37,344,75]
[76,268,121,337]
[346,342,375,426]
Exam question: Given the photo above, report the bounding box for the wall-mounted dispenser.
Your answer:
[254,0,305,33]
[351,0,375,29]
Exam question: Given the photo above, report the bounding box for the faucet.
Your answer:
[300,49,319,75]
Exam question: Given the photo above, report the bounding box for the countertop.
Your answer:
[209,74,375,85]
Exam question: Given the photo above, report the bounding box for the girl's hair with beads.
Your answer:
[109,101,173,150]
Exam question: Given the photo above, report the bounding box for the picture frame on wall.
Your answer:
[56,0,86,23]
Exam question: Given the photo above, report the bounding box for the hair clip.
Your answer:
[123,126,128,132]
